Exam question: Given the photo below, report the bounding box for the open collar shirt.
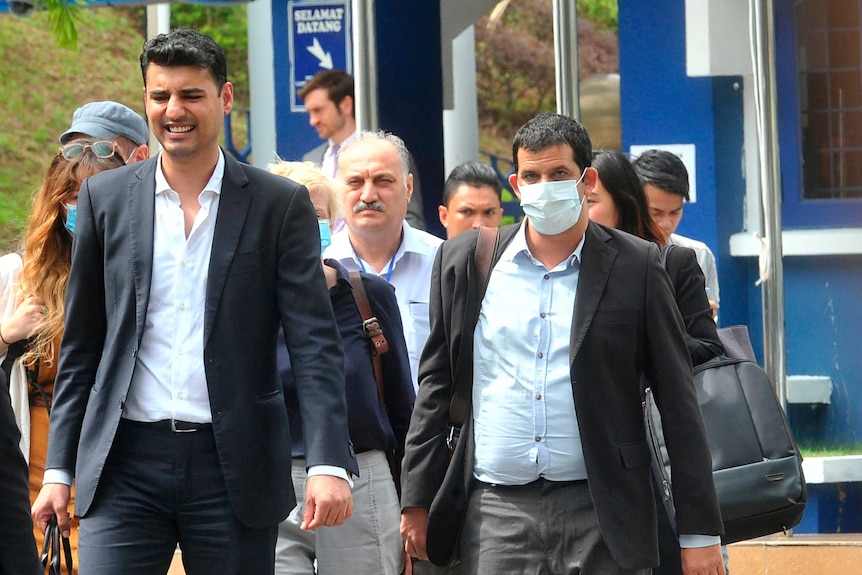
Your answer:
[472,222,586,485]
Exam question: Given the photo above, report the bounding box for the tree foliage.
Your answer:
[475,0,618,144]
[170,4,249,106]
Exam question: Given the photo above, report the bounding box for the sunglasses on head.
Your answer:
[60,140,119,161]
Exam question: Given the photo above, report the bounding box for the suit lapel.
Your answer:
[205,153,251,345]
[128,159,158,345]
[569,223,616,362]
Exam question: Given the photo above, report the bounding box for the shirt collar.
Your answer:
[154,148,225,198]
[328,130,359,153]
[499,221,584,270]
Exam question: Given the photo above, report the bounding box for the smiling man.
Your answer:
[31,29,356,575]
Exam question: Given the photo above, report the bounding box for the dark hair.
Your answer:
[632,149,690,201]
[140,28,228,93]
[297,69,354,113]
[512,112,592,174]
[442,161,503,206]
[593,150,667,245]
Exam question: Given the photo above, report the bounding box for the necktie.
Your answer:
[330,143,340,178]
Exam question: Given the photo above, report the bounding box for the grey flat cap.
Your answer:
[59,101,148,146]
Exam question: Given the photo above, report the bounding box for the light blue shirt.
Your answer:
[471,223,719,549]
[473,223,585,485]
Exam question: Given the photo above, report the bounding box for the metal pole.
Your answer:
[552,0,579,119]
[752,0,787,407]
[352,0,378,131]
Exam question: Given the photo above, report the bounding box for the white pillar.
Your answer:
[247,0,277,167]
[442,25,479,177]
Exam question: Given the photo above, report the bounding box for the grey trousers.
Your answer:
[461,479,650,575]
[274,450,403,574]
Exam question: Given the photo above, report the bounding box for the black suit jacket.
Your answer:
[46,153,357,529]
[401,222,723,569]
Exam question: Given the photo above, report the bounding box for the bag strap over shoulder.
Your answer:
[348,271,390,411]
[446,226,500,452]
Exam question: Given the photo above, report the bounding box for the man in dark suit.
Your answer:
[31,29,356,575]
[400,113,725,574]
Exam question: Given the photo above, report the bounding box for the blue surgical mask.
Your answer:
[318,219,331,251]
[64,203,77,235]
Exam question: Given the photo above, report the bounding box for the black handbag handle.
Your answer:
[41,516,74,575]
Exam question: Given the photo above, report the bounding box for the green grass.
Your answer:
[0,7,146,252]
[799,443,862,457]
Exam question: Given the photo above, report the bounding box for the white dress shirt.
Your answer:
[669,233,719,304]
[123,152,224,424]
[473,223,585,485]
[324,221,442,390]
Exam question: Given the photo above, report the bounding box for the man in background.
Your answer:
[59,100,149,164]
[438,160,503,238]
[298,69,426,230]
[633,149,720,317]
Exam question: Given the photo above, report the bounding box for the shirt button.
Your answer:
[179,303,186,311]
[177,392,184,399]
[535,393,542,400]
[540,312,546,318]
[535,436,541,442]
[537,352,544,359]
[543,274,550,280]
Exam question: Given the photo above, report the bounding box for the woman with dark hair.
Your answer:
[0,138,126,572]
[590,149,723,366]
[589,149,727,575]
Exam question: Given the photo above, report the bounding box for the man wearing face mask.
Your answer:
[400,113,726,575]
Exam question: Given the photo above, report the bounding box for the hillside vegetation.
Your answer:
[0,8,148,250]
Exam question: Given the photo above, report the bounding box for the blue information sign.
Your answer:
[287,0,352,112]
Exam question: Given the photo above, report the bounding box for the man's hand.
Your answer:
[708,300,719,319]
[681,544,725,575]
[401,507,429,561]
[32,483,72,537]
[300,475,353,530]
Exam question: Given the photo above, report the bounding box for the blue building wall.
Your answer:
[619,0,862,449]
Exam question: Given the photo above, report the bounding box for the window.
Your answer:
[797,0,862,199]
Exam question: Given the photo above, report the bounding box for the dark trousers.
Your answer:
[0,373,42,575]
[78,418,277,575]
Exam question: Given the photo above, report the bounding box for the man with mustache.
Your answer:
[324,132,442,392]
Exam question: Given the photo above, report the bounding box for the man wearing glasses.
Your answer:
[59,100,149,164]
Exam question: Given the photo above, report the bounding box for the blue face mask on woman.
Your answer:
[64,203,78,235]
[318,219,331,251]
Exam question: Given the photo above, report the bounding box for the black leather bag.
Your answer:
[41,516,74,575]
[645,356,807,544]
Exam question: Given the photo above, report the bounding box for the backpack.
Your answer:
[645,355,807,544]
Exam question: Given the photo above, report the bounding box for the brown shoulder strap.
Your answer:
[447,226,500,444]
[348,271,390,411]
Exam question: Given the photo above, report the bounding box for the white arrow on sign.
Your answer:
[307,37,333,70]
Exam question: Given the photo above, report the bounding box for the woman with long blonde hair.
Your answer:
[0,137,126,571]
